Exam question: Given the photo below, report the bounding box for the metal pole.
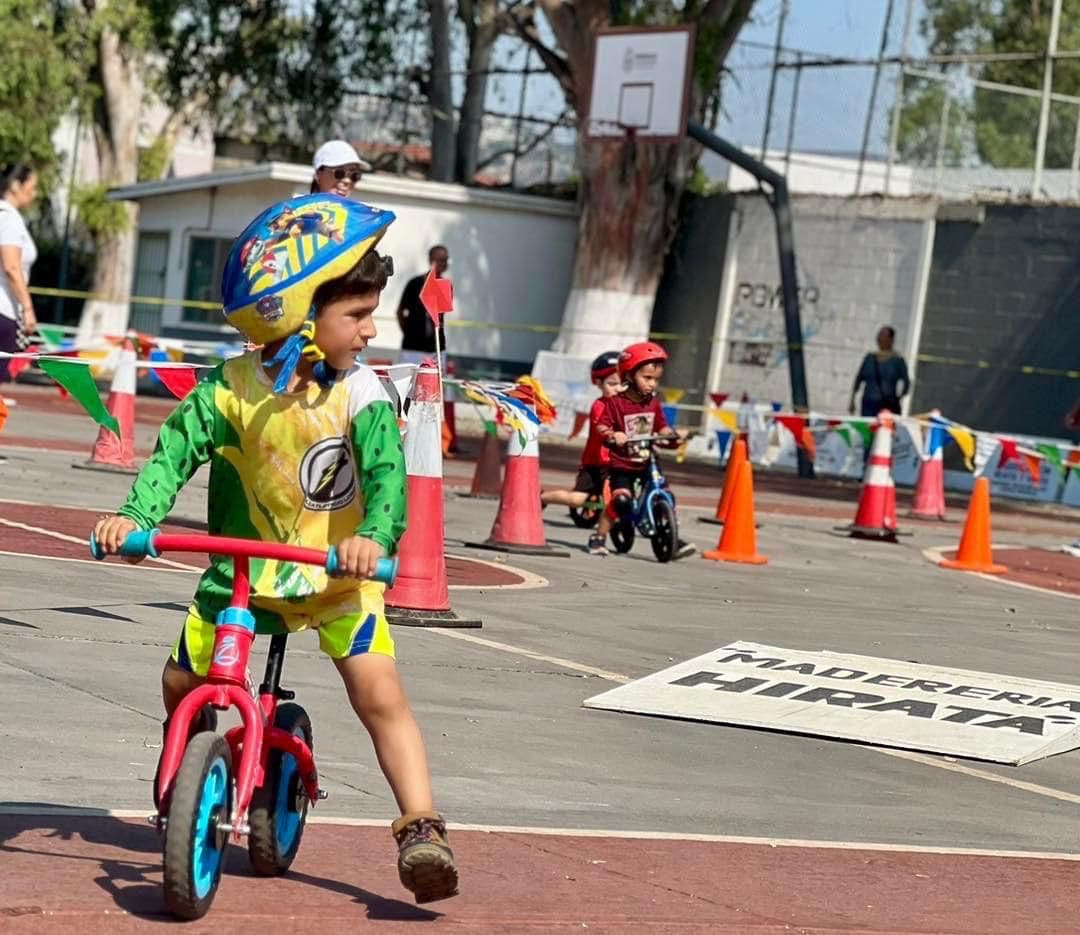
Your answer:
[783,52,802,176]
[935,92,951,194]
[760,0,790,161]
[885,0,916,192]
[511,48,531,189]
[55,110,82,323]
[1033,0,1063,199]
[688,120,814,478]
[1071,102,1080,199]
[856,0,896,194]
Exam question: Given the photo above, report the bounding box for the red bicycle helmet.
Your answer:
[619,341,668,376]
[590,351,621,381]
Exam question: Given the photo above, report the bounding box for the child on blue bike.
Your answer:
[93,194,458,904]
[597,341,696,559]
[541,351,622,555]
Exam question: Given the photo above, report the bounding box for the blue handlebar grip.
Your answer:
[90,528,160,560]
[325,548,397,587]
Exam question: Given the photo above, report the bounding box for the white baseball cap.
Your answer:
[312,140,372,173]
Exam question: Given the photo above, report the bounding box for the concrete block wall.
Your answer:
[712,194,936,415]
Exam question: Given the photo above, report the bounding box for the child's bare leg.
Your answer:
[334,652,434,813]
[541,489,587,508]
[162,658,204,715]
[597,510,613,539]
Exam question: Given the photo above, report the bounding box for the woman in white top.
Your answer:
[0,164,38,383]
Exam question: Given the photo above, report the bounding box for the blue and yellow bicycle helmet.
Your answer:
[222,193,394,391]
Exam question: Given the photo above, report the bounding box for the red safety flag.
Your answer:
[997,438,1020,469]
[419,266,454,326]
[151,366,198,400]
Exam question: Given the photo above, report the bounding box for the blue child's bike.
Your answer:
[609,434,689,563]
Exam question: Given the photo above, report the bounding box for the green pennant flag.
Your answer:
[36,325,67,348]
[849,421,874,449]
[835,426,853,448]
[38,358,120,436]
[1036,443,1065,478]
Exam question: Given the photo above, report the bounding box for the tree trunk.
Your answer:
[76,23,145,344]
[551,136,693,358]
[426,0,455,182]
[455,0,500,184]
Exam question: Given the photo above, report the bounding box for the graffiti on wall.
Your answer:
[727,280,830,369]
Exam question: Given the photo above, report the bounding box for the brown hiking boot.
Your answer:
[391,811,459,904]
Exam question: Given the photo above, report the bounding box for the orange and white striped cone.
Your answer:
[910,411,947,520]
[74,339,138,474]
[466,431,570,556]
[385,366,481,628]
[848,411,899,541]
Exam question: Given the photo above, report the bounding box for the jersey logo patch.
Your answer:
[299,437,357,511]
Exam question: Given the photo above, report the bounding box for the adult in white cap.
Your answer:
[311,140,372,196]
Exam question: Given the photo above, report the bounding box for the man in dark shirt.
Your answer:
[397,245,449,357]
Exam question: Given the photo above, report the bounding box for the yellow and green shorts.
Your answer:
[171,596,395,676]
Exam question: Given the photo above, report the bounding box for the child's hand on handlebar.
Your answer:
[93,515,143,563]
[612,431,628,446]
[333,535,385,580]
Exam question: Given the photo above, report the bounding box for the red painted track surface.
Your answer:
[0,501,527,587]
[938,547,1080,597]
[3,814,1080,933]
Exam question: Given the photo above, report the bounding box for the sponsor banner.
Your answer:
[584,642,1080,765]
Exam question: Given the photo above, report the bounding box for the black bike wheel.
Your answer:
[248,703,313,876]
[610,518,635,553]
[651,499,678,563]
[569,505,600,529]
[162,732,233,921]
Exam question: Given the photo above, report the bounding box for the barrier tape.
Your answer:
[28,285,1080,380]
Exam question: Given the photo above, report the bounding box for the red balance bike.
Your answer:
[90,529,397,921]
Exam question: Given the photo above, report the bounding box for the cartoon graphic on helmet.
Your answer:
[222,193,394,347]
[590,351,621,381]
[618,341,668,376]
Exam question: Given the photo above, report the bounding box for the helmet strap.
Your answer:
[264,307,337,392]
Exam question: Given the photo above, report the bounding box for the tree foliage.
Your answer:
[901,0,1080,168]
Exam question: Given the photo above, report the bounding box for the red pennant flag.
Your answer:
[419,266,454,326]
[801,427,817,462]
[998,438,1020,469]
[569,410,589,439]
[709,392,729,407]
[7,356,32,381]
[151,366,198,400]
[775,414,806,447]
[1022,453,1041,485]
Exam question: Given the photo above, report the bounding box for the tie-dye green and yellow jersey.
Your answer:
[117,351,406,638]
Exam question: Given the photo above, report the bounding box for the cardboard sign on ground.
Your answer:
[584,642,1080,765]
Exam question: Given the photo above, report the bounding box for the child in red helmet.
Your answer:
[541,351,622,555]
[597,341,696,559]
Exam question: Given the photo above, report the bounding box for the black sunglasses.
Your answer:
[320,166,362,183]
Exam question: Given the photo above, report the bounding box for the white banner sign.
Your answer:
[584,642,1080,765]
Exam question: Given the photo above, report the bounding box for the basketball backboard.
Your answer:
[584,25,695,143]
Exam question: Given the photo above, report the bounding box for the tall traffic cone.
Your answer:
[703,460,767,564]
[911,410,947,520]
[385,366,481,627]
[466,430,570,556]
[939,477,1007,574]
[699,437,747,527]
[459,419,503,499]
[74,339,138,474]
[849,411,898,541]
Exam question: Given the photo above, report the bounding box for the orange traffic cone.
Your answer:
[703,459,767,565]
[459,420,503,499]
[385,366,481,627]
[939,477,1007,575]
[910,411,947,520]
[466,431,570,556]
[74,339,138,474]
[699,438,747,527]
[849,411,898,541]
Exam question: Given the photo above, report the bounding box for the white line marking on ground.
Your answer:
[427,628,632,683]
[0,549,197,574]
[0,517,201,572]
[426,627,1080,810]
[1,805,1078,861]
[445,553,549,590]
[923,544,1080,602]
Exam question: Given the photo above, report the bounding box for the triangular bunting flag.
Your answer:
[850,421,874,449]
[661,388,685,405]
[38,358,120,436]
[997,438,1020,469]
[947,427,976,471]
[709,392,729,407]
[1022,453,1041,485]
[712,408,739,431]
[775,415,806,447]
[1036,444,1065,478]
[835,426,853,448]
[151,366,198,400]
